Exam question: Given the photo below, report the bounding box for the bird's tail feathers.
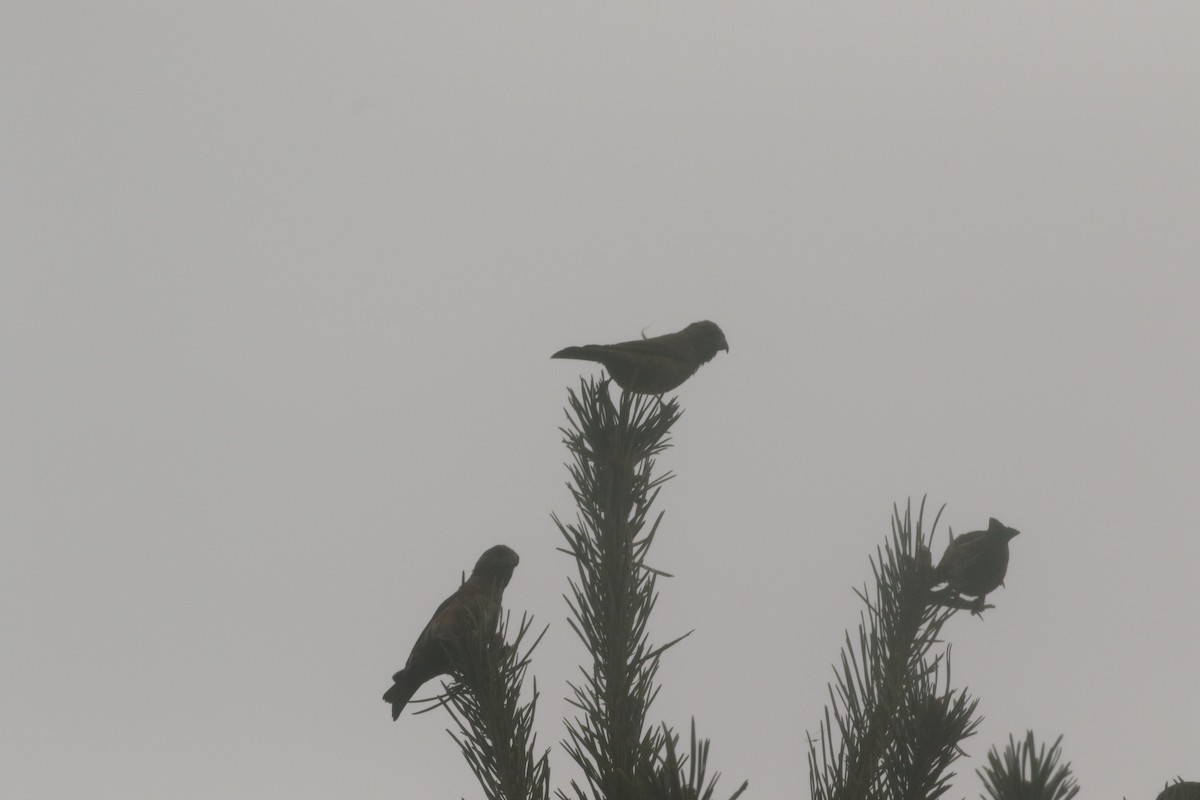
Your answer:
[551,345,602,361]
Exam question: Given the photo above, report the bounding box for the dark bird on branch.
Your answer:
[383,545,520,720]
[551,320,729,394]
[930,518,1020,612]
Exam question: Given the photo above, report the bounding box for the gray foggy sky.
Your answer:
[3,3,1198,798]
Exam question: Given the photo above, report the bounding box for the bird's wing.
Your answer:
[934,529,981,580]
[401,585,467,668]
[951,530,987,548]
[430,586,462,619]
[948,531,993,567]
[593,333,687,358]
[424,579,498,642]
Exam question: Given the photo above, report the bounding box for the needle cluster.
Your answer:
[808,500,981,800]
[553,377,746,800]
[439,612,552,800]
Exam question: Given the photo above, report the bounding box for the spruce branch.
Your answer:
[552,377,744,800]
[879,655,980,800]
[978,732,1080,800]
[441,611,552,800]
[808,498,980,800]
[636,720,750,800]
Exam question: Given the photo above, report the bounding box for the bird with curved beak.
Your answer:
[551,320,729,395]
[930,518,1020,614]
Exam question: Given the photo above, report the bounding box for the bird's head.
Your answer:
[987,518,1020,542]
[686,320,729,357]
[472,545,520,590]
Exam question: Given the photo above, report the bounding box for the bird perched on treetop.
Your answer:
[551,320,729,394]
[383,545,520,720]
[930,518,1020,612]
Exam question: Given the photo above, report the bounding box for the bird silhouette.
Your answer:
[552,320,728,394]
[383,545,519,720]
[930,518,1020,612]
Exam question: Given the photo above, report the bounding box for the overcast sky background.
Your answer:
[3,4,1198,798]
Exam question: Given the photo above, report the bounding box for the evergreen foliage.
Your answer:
[552,377,746,800]
[807,500,981,800]
[396,374,1137,799]
[419,376,744,800]
[978,732,1080,800]
[439,611,552,800]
